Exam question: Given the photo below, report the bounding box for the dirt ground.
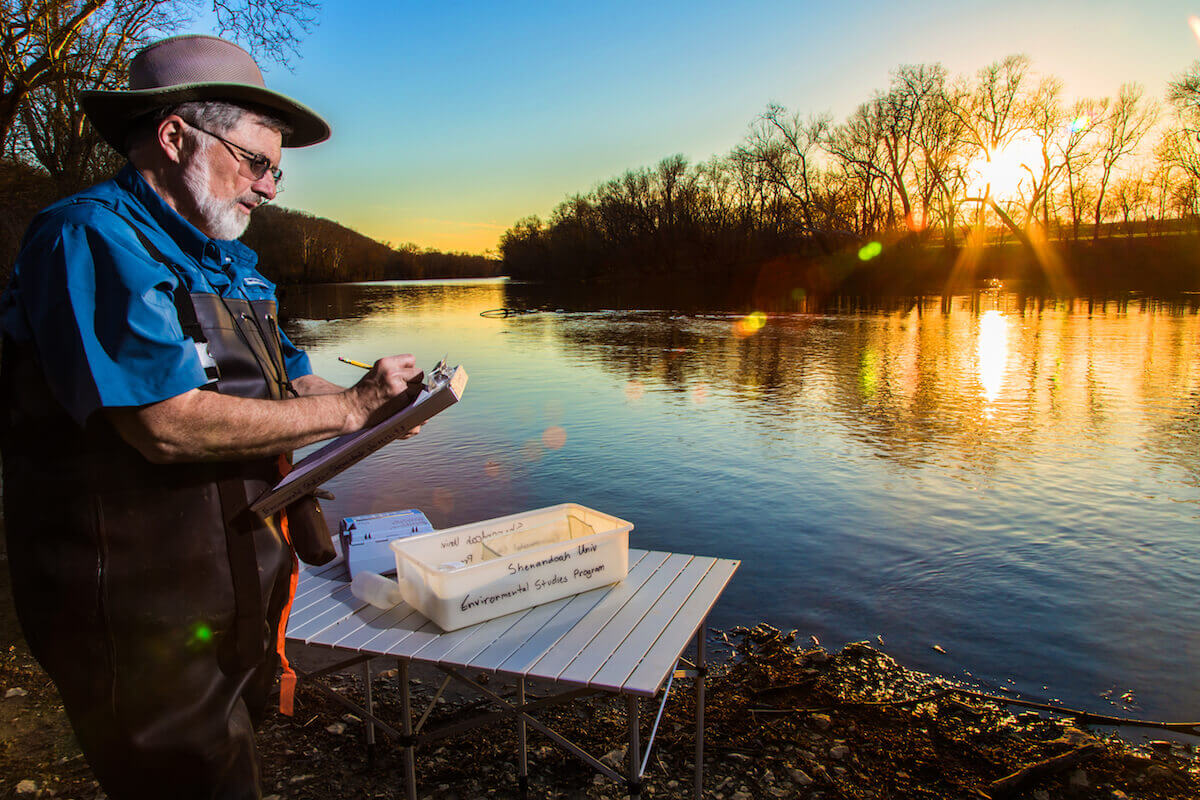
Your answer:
[2,551,1198,799]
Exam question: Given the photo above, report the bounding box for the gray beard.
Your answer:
[181,154,256,240]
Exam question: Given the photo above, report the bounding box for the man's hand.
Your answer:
[347,355,426,429]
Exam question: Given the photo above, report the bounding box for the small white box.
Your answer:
[389,504,632,631]
[340,509,434,578]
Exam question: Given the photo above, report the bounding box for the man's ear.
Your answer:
[156,115,189,165]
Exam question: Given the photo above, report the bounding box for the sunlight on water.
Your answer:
[284,283,1200,724]
[977,309,1008,411]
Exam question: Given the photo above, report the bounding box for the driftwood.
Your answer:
[985,744,1103,799]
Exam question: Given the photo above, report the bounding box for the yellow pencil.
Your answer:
[338,356,372,369]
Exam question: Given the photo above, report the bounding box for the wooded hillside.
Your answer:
[0,160,501,285]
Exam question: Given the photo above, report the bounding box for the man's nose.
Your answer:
[252,171,278,201]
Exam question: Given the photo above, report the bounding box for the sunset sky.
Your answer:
[192,1,1200,254]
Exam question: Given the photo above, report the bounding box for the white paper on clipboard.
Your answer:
[249,364,468,518]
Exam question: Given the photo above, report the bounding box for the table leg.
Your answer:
[518,678,529,798]
[362,660,376,765]
[627,695,641,798]
[399,659,417,800]
[695,624,706,800]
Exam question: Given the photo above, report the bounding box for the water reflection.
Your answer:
[515,297,1200,479]
[977,309,1007,408]
[282,281,1200,723]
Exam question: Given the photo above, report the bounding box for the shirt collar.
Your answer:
[115,163,259,272]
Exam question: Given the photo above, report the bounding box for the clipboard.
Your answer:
[250,361,469,519]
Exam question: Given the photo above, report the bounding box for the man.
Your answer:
[0,35,421,799]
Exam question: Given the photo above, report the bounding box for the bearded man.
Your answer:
[0,35,420,799]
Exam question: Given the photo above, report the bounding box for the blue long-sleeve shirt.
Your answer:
[1,163,312,426]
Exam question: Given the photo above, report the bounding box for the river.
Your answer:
[280,278,1200,728]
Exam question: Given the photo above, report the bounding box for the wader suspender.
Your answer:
[119,217,273,671]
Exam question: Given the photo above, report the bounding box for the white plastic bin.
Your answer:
[389,504,632,631]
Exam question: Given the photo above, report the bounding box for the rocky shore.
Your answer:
[2,622,1198,799]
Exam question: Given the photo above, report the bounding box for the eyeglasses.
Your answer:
[186,121,283,186]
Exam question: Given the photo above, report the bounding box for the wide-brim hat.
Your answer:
[80,34,331,150]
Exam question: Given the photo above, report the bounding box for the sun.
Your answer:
[967,134,1044,202]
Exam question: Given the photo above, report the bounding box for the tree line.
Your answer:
[242,205,501,284]
[501,55,1200,298]
[0,1,500,284]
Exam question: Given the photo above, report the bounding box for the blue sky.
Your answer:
[188,1,1200,253]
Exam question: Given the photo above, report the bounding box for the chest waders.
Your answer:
[1,240,301,800]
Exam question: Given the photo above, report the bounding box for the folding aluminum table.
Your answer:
[284,547,739,799]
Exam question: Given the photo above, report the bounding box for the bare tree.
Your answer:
[211,0,318,67]
[1013,76,1065,229]
[954,55,1035,172]
[835,65,937,233]
[828,101,892,234]
[1055,97,1106,238]
[735,104,833,247]
[6,1,158,191]
[1158,62,1200,224]
[1091,83,1157,237]
[1108,170,1151,233]
[951,55,1037,236]
[1167,60,1200,133]
[1,0,321,153]
[901,63,968,241]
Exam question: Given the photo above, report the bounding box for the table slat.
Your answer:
[474,550,656,674]
[301,601,396,648]
[382,618,444,658]
[332,605,428,652]
[408,603,527,664]
[546,552,691,687]
[586,556,716,693]
[624,558,739,694]
[448,593,579,671]
[287,582,353,630]
[509,550,670,681]
[288,585,367,640]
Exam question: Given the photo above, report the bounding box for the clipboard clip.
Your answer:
[429,355,452,387]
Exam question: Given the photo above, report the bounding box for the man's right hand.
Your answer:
[347,354,426,430]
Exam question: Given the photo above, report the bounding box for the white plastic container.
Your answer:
[389,504,632,631]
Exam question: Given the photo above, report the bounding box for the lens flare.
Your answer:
[858,241,883,261]
[1190,15,1200,44]
[187,623,213,650]
[859,348,880,397]
[542,425,567,450]
[733,311,767,337]
[433,487,455,513]
[1068,115,1090,133]
[692,383,709,404]
[624,380,645,401]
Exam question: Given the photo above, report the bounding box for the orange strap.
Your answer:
[276,455,301,716]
